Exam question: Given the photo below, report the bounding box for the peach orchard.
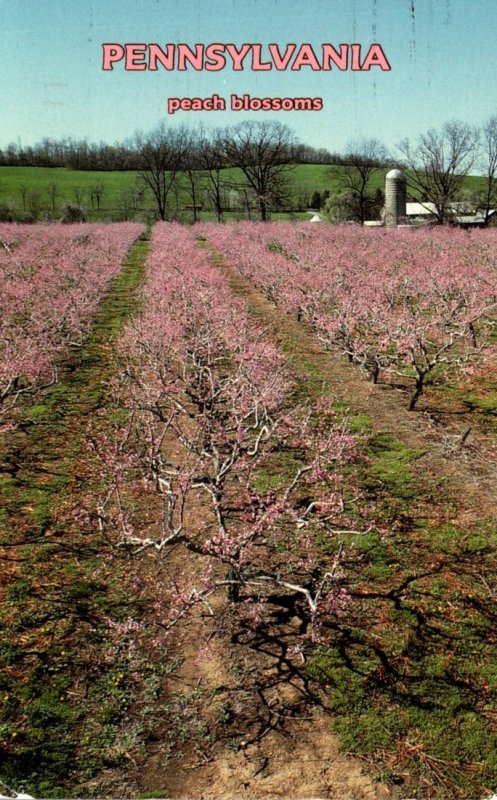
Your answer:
[2,219,497,655]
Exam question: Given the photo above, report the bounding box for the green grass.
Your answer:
[0,164,320,221]
[366,433,424,500]
[0,166,145,220]
[309,593,497,796]
[326,424,497,789]
[0,164,488,222]
[305,429,497,797]
[426,375,497,438]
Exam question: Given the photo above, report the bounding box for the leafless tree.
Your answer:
[222,120,301,221]
[135,124,187,220]
[132,180,146,211]
[118,190,133,221]
[479,116,497,225]
[331,137,388,224]
[170,175,184,219]
[19,185,28,212]
[398,121,478,224]
[181,129,204,223]
[73,186,85,206]
[89,180,106,212]
[28,190,43,219]
[46,182,59,213]
[196,127,227,222]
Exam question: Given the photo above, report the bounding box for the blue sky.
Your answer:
[1,0,497,153]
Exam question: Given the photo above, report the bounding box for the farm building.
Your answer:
[363,170,496,228]
[406,201,496,227]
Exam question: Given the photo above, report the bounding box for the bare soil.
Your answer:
[138,566,397,800]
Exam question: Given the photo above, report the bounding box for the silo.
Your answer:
[385,169,407,227]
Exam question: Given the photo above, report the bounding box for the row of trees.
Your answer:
[136,120,309,221]
[0,222,144,425]
[96,222,360,642]
[0,135,339,172]
[1,122,338,223]
[97,116,497,225]
[205,221,497,410]
[2,117,497,224]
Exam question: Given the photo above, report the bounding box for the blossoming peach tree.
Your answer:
[201,222,497,410]
[0,222,143,428]
[91,224,365,648]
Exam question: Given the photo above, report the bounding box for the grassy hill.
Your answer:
[0,164,487,222]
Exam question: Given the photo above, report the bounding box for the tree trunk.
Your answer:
[226,566,240,602]
[408,373,425,410]
[259,196,268,221]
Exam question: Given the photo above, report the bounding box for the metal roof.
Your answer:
[406,202,437,216]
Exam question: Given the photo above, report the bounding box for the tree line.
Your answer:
[1,117,497,225]
[1,120,387,223]
[0,133,346,171]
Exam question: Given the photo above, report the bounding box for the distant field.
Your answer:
[0,164,487,221]
[0,166,148,220]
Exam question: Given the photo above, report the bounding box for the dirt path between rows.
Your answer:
[152,596,397,800]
